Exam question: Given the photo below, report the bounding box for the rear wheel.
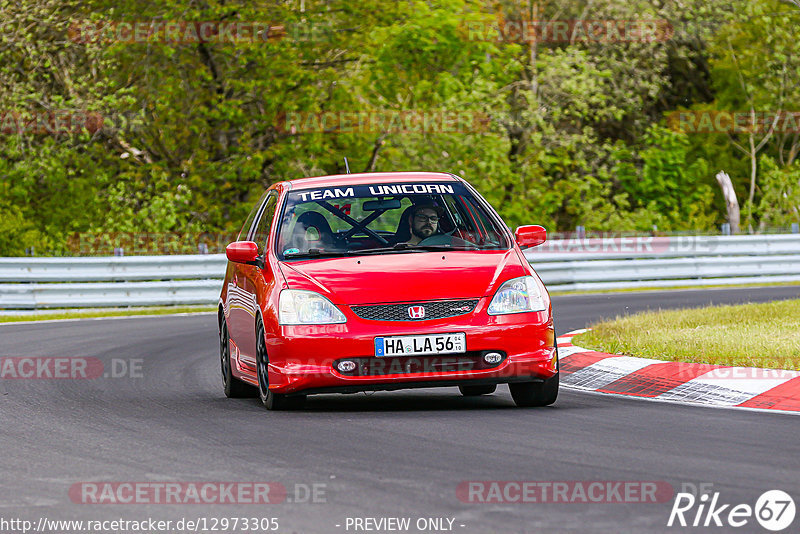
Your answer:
[458,385,497,396]
[220,319,256,398]
[256,319,306,411]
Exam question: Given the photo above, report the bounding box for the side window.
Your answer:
[251,194,278,254]
[237,190,269,241]
[236,191,269,241]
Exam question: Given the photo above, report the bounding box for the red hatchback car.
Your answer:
[218,172,557,409]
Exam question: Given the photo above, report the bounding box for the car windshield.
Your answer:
[276,181,510,259]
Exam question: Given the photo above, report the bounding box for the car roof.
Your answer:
[285,172,459,190]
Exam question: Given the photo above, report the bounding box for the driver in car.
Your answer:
[406,204,446,245]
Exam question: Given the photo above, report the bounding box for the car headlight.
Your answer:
[279,290,347,325]
[487,276,547,315]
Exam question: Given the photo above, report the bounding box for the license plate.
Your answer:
[374,333,466,357]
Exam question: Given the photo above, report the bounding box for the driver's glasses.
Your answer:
[414,214,439,223]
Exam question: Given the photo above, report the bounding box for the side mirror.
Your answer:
[514,225,547,248]
[226,241,259,264]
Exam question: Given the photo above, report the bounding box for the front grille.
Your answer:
[350,299,480,321]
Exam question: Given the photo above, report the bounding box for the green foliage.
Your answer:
[701,0,800,226]
[0,0,798,255]
[0,205,51,255]
[614,124,717,231]
[758,156,800,227]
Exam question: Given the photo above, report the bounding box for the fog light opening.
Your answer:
[483,352,503,365]
[337,360,357,373]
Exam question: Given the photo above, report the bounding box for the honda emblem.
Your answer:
[408,306,425,319]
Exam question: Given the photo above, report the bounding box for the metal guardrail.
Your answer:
[535,255,800,282]
[526,234,800,261]
[0,280,221,309]
[525,234,800,291]
[0,255,227,282]
[0,255,226,309]
[0,234,798,309]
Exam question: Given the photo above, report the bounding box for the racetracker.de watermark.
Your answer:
[0,517,280,534]
[67,232,238,256]
[698,367,800,380]
[0,357,142,379]
[277,110,492,134]
[0,110,143,136]
[534,233,720,255]
[667,111,800,134]
[457,481,674,503]
[68,20,332,44]
[269,355,556,379]
[463,19,673,43]
[69,482,326,504]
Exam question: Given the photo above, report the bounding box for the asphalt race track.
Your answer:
[1,286,799,533]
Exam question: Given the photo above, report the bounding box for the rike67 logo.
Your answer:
[668,489,795,531]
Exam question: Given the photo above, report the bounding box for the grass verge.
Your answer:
[572,298,800,370]
[0,306,216,323]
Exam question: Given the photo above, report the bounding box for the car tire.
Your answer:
[458,385,497,396]
[255,319,306,411]
[220,319,257,398]
[509,348,559,407]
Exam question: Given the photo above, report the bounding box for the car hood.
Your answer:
[278,250,528,305]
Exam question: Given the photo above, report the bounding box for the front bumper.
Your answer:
[261,297,556,395]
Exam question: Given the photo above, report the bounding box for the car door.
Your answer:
[226,191,269,369]
[235,191,279,369]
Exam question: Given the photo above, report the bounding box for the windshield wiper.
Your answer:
[283,248,352,259]
[406,244,480,251]
[356,243,482,254]
[353,243,427,254]
[285,243,495,258]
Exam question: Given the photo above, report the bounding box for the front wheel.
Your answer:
[509,374,559,407]
[256,319,306,411]
[508,375,558,407]
[509,350,559,407]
